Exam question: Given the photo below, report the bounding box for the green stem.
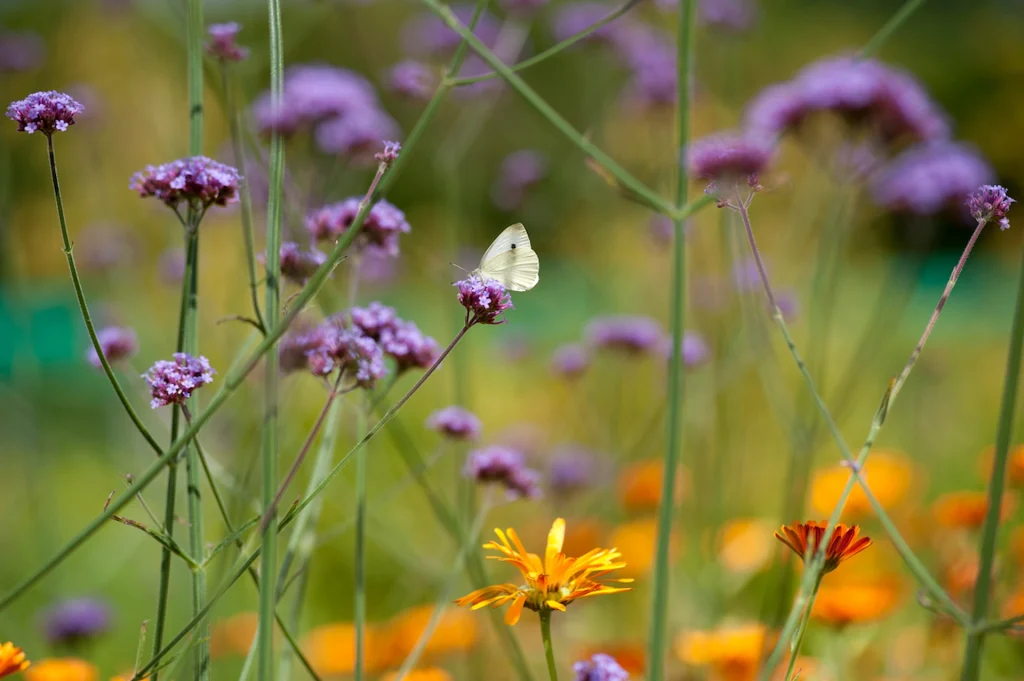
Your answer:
[960,239,1024,681]
[648,3,695,681]
[354,401,368,681]
[782,573,823,681]
[860,0,930,58]
[259,0,285,678]
[187,0,204,154]
[540,610,559,681]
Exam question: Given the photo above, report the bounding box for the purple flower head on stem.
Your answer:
[388,60,437,101]
[551,343,590,380]
[549,445,597,494]
[130,156,241,214]
[86,326,138,369]
[403,6,501,57]
[464,446,542,500]
[375,140,401,166]
[967,185,1014,230]
[688,132,774,190]
[306,198,411,257]
[574,654,630,681]
[348,302,399,339]
[379,320,439,373]
[42,598,112,646]
[585,315,665,355]
[552,3,629,44]
[206,22,249,61]
[0,31,45,72]
[279,324,327,373]
[426,406,482,441]
[143,353,215,409]
[6,91,85,135]
[662,330,710,368]
[251,64,380,136]
[871,142,993,217]
[277,242,327,285]
[303,325,388,388]
[456,275,514,326]
[315,109,401,163]
[492,150,548,210]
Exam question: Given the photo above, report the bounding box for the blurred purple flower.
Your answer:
[688,132,774,187]
[731,257,763,291]
[464,445,542,500]
[450,56,505,99]
[279,324,327,373]
[870,142,993,216]
[379,320,439,373]
[86,327,138,369]
[662,330,710,368]
[551,343,590,380]
[306,198,411,256]
[585,315,665,355]
[359,248,400,284]
[158,247,186,285]
[0,31,44,72]
[500,0,550,16]
[574,654,630,681]
[349,302,400,338]
[206,22,249,62]
[251,64,380,136]
[77,222,139,273]
[42,598,112,646]
[492,150,548,210]
[456,275,514,326]
[315,109,401,162]
[388,60,437,101]
[967,185,1014,230]
[699,0,756,31]
[278,242,327,285]
[616,26,677,108]
[6,90,85,135]
[776,289,800,321]
[549,445,597,494]
[426,406,483,440]
[304,325,387,388]
[649,215,674,246]
[143,353,215,409]
[552,2,629,44]
[130,156,241,212]
[403,6,501,57]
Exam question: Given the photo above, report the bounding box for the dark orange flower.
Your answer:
[932,490,1016,530]
[810,578,903,626]
[0,643,29,679]
[774,521,872,573]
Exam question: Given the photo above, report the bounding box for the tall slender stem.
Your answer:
[540,610,559,681]
[960,238,1024,680]
[781,573,822,681]
[259,0,285,677]
[354,400,369,681]
[648,2,695,680]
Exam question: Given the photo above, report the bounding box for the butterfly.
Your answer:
[472,223,540,292]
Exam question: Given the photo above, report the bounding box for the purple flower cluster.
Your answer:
[551,343,590,380]
[426,406,483,440]
[403,5,501,57]
[464,446,541,500]
[306,199,411,256]
[278,242,327,285]
[688,132,774,187]
[130,156,242,212]
[6,90,85,135]
[42,598,112,646]
[870,142,993,216]
[375,140,401,165]
[615,26,677,109]
[549,446,597,494]
[347,302,439,373]
[744,55,949,145]
[551,3,625,44]
[585,315,665,355]
[664,331,711,368]
[388,60,437,101]
[206,22,249,62]
[456,275,514,326]
[574,654,630,681]
[316,109,400,160]
[304,325,387,387]
[0,31,45,72]
[87,326,139,369]
[492,150,549,211]
[967,185,1014,230]
[142,353,215,409]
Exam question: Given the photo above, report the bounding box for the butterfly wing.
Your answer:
[478,246,540,292]
[479,223,532,265]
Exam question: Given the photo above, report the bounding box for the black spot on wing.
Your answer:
[511,243,516,249]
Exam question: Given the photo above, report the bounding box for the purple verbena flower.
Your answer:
[456,275,514,326]
[492,150,548,210]
[130,156,241,212]
[574,654,630,681]
[143,353,215,409]
[698,0,757,31]
[967,185,1014,230]
[426,406,482,440]
[251,64,380,136]
[551,343,590,380]
[379,320,439,373]
[549,446,597,493]
[303,325,387,388]
[278,242,327,285]
[0,31,45,72]
[375,140,401,165]
[552,3,629,44]
[42,598,112,646]
[206,22,248,61]
[348,302,399,338]
[688,132,774,187]
[388,60,437,101]
[279,324,328,373]
[306,198,411,256]
[315,109,401,162]
[662,330,710,368]
[585,315,665,355]
[87,327,139,369]
[616,26,677,109]
[6,90,85,135]
[464,446,542,500]
[403,6,501,57]
[870,142,993,216]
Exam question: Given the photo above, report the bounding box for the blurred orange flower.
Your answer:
[719,518,774,573]
[455,518,632,625]
[675,624,773,681]
[1012,526,1024,566]
[811,579,903,626]
[610,518,679,576]
[561,517,608,559]
[618,459,686,512]
[978,444,1024,486]
[388,605,478,659]
[210,612,258,659]
[380,668,453,681]
[774,521,872,573]
[941,554,980,605]
[0,643,29,679]
[24,658,97,681]
[302,623,395,676]
[810,451,914,518]
[575,644,644,676]
[110,674,148,681]
[932,491,1016,529]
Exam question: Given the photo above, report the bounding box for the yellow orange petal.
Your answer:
[505,594,526,626]
[546,518,566,572]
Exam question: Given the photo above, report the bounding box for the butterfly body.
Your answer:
[472,223,540,292]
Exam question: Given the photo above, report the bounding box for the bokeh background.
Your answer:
[3,0,1024,679]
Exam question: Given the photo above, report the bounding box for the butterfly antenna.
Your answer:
[450,261,471,274]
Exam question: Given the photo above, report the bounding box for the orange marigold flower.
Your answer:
[675,624,773,681]
[979,444,1024,487]
[719,518,774,573]
[575,644,644,676]
[210,612,258,659]
[380,668,453,681]
[388,605,478,659]
[617,459,686,512]
[610,518,679,577]
[932,490,1016,529]
[302,623,394,676]
[774,521,872,573]
[0,643,29,679]
[24,658,97,681]
[454,517,633,625]
[810,579,902,626]
[810,451,914,518]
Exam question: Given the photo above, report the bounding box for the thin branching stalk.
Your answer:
[648,2,695,680]
[860,0,931,58]
[960,239,1024,680]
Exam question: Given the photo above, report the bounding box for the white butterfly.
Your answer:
[472,223,540,292]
